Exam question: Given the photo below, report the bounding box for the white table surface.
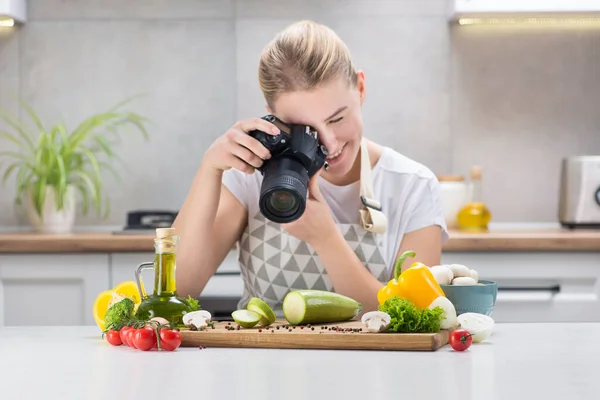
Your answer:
[1,323,598,400]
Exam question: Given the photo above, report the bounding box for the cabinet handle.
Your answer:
[213,271,241,276]
[496,286,559,302]
[498,285,560,293]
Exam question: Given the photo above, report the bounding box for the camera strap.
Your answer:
[358,138,388,234]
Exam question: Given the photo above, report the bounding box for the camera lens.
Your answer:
[259,157,309,223]
[268,190,298,214]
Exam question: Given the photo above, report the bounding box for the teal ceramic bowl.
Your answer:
[439,280,498,316]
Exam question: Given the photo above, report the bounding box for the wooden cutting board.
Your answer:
[180,319,450,351]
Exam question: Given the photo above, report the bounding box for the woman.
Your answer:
[173,20,448,314]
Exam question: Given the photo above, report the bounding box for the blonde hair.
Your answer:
[258,20,358,109]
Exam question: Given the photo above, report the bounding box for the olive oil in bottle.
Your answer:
[134,228,194,327]
[457,166,492,231]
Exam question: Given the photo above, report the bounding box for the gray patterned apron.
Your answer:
[237,139,390,316]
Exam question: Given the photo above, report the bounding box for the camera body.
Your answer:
[248,115,329,223]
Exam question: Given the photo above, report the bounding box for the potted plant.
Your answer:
[0,98,150,233]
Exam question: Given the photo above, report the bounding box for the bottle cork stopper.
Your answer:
[470,166,482,181]
[156,228,175,239]
[155,228,177,253]
[437,175,465,182]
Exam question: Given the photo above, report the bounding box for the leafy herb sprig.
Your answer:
[378,296,444,333]
[185,295,201,311]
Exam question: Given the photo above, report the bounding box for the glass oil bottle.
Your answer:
[457,166,492,231]
[134,228,194,327]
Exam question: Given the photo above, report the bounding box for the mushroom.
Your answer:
[470,269,479,283]
[150,317,169,326]
[361,311,391,333]
[430,265,453,285]
[449,264,472,278]
[182,310,212,330]
[452,276,478,286]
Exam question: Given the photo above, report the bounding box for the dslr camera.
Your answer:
[248,115,329,224]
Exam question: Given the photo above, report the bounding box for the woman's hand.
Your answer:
[282,169,337,246]
[203,118,281,174]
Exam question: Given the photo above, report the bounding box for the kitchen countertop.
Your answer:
[0,224,599,253]
[1,323,599,400]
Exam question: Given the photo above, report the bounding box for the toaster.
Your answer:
[558,156,600,228]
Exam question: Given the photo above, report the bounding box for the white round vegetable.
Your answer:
[430,265,453,285]
[457,313,495,343]
[150,317,169,326]
[470,269,479,283]
[452,276,477,286]
[449,264,471,278]
[428,296,458,330]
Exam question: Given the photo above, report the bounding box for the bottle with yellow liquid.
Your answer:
[134,228,194,326]
[457,166,492,231]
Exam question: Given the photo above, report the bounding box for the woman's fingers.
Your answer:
[227,153,256,175]
[231,129,272,161]
[230,141,265,169]
[236,118,281,137]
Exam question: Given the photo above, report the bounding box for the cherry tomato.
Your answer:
[119,326,132,347]
[133,326,157,351]
[159,328,182,351]
[449,329,473,351]
[105,330,122,346]
[124,327,138,349]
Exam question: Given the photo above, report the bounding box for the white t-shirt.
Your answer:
[221,145,449,277]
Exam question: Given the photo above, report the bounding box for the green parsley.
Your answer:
[185,295,201,311]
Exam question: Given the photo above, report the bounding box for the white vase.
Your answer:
[25,185,77,234]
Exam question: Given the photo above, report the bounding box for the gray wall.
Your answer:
[0,0,598,228]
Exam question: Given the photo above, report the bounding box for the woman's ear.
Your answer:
[356,70,366,105]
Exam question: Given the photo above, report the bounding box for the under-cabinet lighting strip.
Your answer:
[0,18,15,27]
[459,17,600,26]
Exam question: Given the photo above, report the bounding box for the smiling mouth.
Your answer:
[327,143,346,160]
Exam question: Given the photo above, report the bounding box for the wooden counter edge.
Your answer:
[0,229,599,253]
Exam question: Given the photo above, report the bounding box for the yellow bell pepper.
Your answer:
[377,250,445,308]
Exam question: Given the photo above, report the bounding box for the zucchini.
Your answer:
[282,290,362,325]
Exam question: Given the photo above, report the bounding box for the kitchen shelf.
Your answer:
[0,228,598,253]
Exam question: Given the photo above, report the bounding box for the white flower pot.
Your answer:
[25,185,77,234]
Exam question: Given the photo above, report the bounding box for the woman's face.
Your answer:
[269,71,366,181]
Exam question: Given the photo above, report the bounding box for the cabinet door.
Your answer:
[0,254,110,327]
[110,250,243,298]
[441,252,600,323]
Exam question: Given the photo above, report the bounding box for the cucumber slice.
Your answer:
[247,297,276,327]
[231,309,261,328]
[283,290,362,325]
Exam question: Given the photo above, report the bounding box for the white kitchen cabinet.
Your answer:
[110,249,243,298]
[0,254,110,327]
[441,251,600,323]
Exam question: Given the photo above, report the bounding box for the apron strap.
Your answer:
[358,138,388,234]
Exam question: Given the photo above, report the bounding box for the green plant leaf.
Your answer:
[18,99,46,133]
[0,151,31,163]
[73,170,102,216]
[55,153,67,210]
[2,161,22,184]
[98,161,122,184]
[79,147,102,185]
[74,182,90,215]
[0,130,28,151]
[0,108,36,152]
[33,176,48,218]
[90,134,115,158]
